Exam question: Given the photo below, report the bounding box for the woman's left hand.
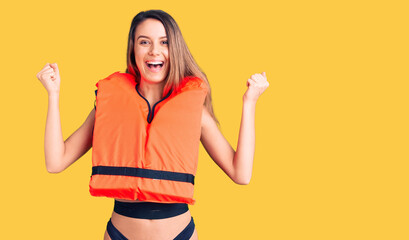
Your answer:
[243,72,269,103]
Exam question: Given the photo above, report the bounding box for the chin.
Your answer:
[143,75,167,84]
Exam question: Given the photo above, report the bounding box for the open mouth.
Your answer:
[146,61,164,70]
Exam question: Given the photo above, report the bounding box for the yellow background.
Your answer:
[1,0,408,239]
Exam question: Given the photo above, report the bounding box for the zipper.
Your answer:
[135,84,173,123]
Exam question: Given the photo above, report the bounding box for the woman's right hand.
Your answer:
[36,63,61,95]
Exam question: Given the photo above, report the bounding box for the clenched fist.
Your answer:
[36,63,61,95]
[243,72,269,103]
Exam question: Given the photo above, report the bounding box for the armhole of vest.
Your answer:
[202,80,209,95]
[196,78,208,96]
[194,77,207,92]
[94,89,98,110]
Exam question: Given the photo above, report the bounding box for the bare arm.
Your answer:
[45,101,95,173]
[200,72,269,184]
[38,63,95,173]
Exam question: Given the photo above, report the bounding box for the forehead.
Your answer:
[135,18,167,38]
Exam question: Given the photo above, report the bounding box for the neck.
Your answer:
[138,79,166,104]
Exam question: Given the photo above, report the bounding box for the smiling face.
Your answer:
[133,18,169,84]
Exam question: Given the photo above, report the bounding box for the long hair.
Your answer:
[125,10,219,125]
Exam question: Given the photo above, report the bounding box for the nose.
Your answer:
[149,43,160,56]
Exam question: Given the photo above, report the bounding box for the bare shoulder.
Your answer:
[201,105,215,130]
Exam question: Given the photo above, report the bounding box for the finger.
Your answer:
[37,66,52,79]
[41,66,53,74]
[246,79,251,87]
[43,68,54,73]
[38,68,52,75]
[250,74,258,81]
[251,74,263,82]
[39,69,55,80]
[262,72,266,78]
[42,69,55,75]
[247,78,257,87]
[50,63,59,76]
[44,63,51,70]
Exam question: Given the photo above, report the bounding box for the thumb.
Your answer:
[262,72,266,78]
[50,63,59,75]
[247,78,256,87]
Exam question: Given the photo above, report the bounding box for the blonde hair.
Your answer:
[125,10,219,125]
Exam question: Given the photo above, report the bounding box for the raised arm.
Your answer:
[37,63,95,173]
[200,72,269,184]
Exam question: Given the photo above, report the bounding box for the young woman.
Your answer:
[37,10,268,240]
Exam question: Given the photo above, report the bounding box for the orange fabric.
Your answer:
[89,72,207,205]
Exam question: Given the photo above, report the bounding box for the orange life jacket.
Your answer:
[89,72,207,205]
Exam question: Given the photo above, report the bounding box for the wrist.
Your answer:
[48,93,60,100]
[243,95,257,106]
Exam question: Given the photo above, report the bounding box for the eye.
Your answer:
[161,40,168,45]
[139,40,149,45]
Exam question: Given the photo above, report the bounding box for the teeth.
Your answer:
[146,61,163,65]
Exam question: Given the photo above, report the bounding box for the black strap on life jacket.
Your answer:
[92,166,195,185]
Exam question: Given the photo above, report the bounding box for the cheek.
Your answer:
[134,49,142,60]
[133,50,144,66]
[164,50,170,65]
[134,45,146,58]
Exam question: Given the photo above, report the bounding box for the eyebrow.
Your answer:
[136,35,167,40]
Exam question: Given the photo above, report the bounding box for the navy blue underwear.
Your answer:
[107,200,195,239]
[107,217,195,240]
